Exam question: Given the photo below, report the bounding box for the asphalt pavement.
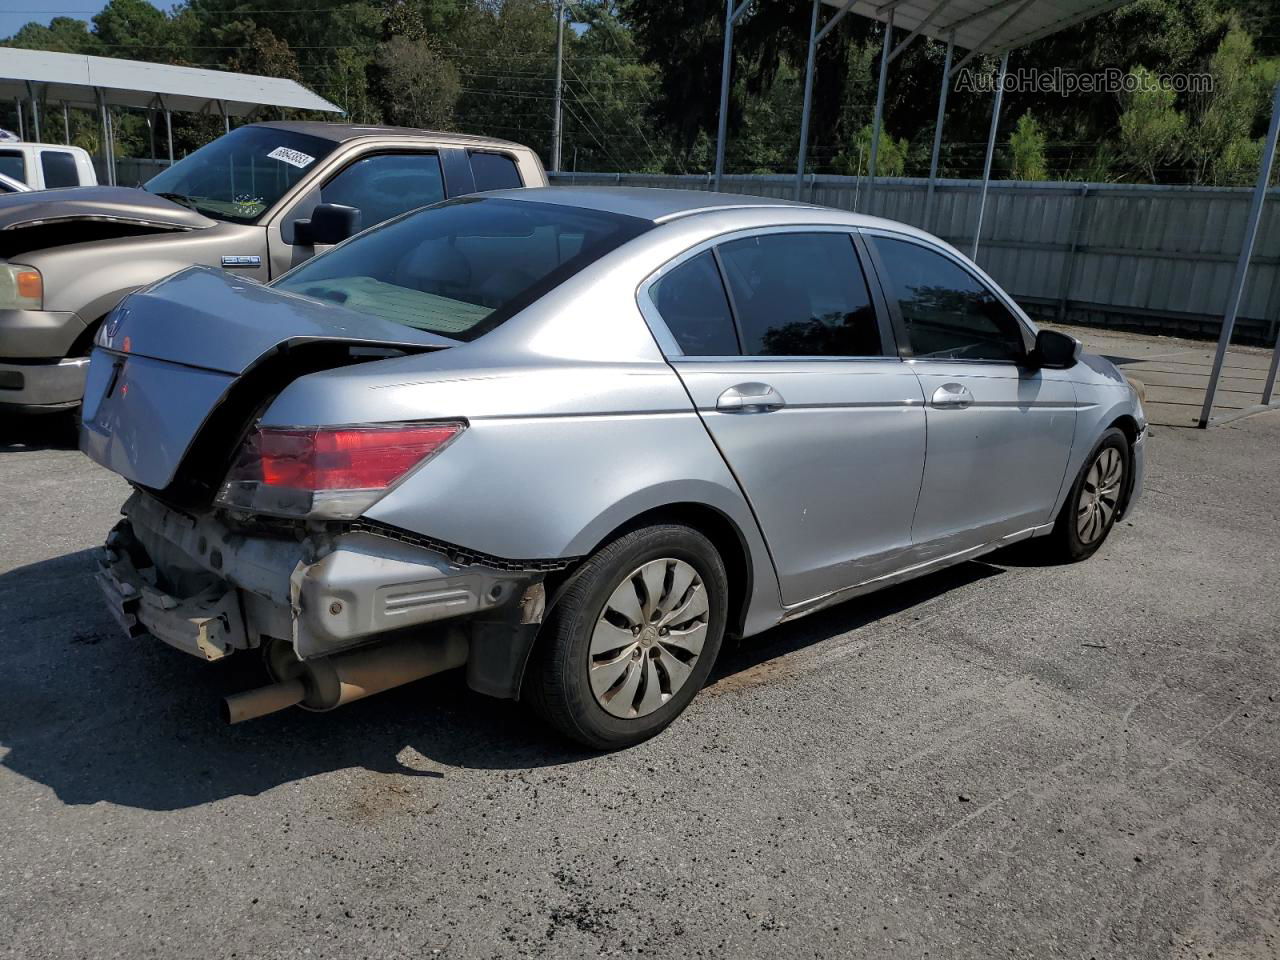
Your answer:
[1,410,1277,960]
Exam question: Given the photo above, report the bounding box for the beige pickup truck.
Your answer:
[0,121,546,412]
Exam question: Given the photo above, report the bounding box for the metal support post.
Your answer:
[713,0,750,190]
[551,0,564,172]
[924,35,954,232]
[865,10,895,210]
[1201,80,1280,424]
[794,0,822,199]
[971,50,1009,261]
[25,81,40,142]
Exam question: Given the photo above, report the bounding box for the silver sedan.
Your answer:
[82,187,1145,749]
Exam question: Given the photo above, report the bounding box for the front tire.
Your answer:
[1041,427,1129,562]
[525,524,728,750]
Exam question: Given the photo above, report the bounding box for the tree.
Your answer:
[840,123,907,177]
[1185,25,1266,183]
[375,37,461,129]
[1118,66,1186,182]
[1009,112,1048,180]
[3,16,100,54]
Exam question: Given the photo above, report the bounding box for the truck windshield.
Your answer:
[143,127,336,224]
[274,197,652,342]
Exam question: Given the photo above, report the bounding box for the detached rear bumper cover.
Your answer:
[97,492,543,663]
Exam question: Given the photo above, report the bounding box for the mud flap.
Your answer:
[465,582,545,700]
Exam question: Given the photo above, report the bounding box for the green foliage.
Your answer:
[1009,112,1048,180]
[1118,66,1188,182]
[838,123,907,178]
[1185,24,1268,183]
[0,0,1277,182]
[375,37,460,129]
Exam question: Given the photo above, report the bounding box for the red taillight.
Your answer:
[218,421,464,519]
[256,424,462,491]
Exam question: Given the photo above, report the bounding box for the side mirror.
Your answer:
[1030,329,1082,369]
[292,203,362,246]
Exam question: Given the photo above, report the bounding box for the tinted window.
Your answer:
[872,237,1027,362]
[649,251,740,356]
[470,152,522,192]
[321,153,445,228]
[144,126,336,223]
[40,150,79,188]
[276,198,649,342]
[0,151,25,183]
[717,233,883,357]
[0,179,16,193]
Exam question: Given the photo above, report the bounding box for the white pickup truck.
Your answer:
[0,142,97,190]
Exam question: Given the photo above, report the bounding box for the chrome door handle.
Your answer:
[717,382,786,412]
[931,383,974,408]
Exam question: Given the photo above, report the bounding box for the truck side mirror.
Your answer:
[293,203,362,246]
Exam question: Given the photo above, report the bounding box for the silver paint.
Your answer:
[85,187,1146,656]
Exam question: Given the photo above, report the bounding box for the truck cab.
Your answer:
[0,122,546,412]
[0,142,97,190]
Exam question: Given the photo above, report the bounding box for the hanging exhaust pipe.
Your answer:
[223,628,469,724]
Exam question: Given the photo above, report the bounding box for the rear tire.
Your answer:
[1039,427,1129,562]
[524,524,728,750]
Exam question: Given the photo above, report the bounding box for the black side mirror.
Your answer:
[1030,329,1082,369]
[292,203,362,246]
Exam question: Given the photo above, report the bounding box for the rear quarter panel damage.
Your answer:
[260,354,785,638]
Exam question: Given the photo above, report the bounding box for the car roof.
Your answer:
[481,185,936,238]
[482,186,813,223]
[248,120,531,151]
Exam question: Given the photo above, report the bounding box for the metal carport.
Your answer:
[712,0,1280,427]
[0,47,341,186]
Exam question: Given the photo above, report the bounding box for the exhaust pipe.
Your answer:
[223,629,469,724]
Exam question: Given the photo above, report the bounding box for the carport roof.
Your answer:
[823,0,1135,54]
[0,47,342,117]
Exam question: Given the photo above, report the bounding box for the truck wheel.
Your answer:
[525,524,727,750]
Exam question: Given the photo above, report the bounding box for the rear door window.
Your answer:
[469,152,522,192]
[648,251,741,356]
[39,150,80,188]
[716,232,885,357]
[0,150,25,183]
[320,153,446,229]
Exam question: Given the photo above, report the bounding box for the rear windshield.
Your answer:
[274,197,651,342]
[144,126,336,223]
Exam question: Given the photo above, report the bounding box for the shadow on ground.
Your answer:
[0,412,79,452]
[0,546,1002,811]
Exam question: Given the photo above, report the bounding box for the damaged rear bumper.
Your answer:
[95,491,547,701]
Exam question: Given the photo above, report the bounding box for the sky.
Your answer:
[0,1,167,42]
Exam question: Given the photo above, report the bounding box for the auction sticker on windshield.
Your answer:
[267,146,316,169]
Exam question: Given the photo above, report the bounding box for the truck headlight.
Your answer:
[0,263,42,310]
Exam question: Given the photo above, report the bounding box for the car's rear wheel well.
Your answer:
[543,503,753,641]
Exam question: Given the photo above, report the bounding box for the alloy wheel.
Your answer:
[1077,446,1124,544]
[588,557,709,719]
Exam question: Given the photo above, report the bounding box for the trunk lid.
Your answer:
[81,265,453,491]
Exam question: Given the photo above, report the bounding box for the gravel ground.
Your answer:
[1,411,1277,960]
